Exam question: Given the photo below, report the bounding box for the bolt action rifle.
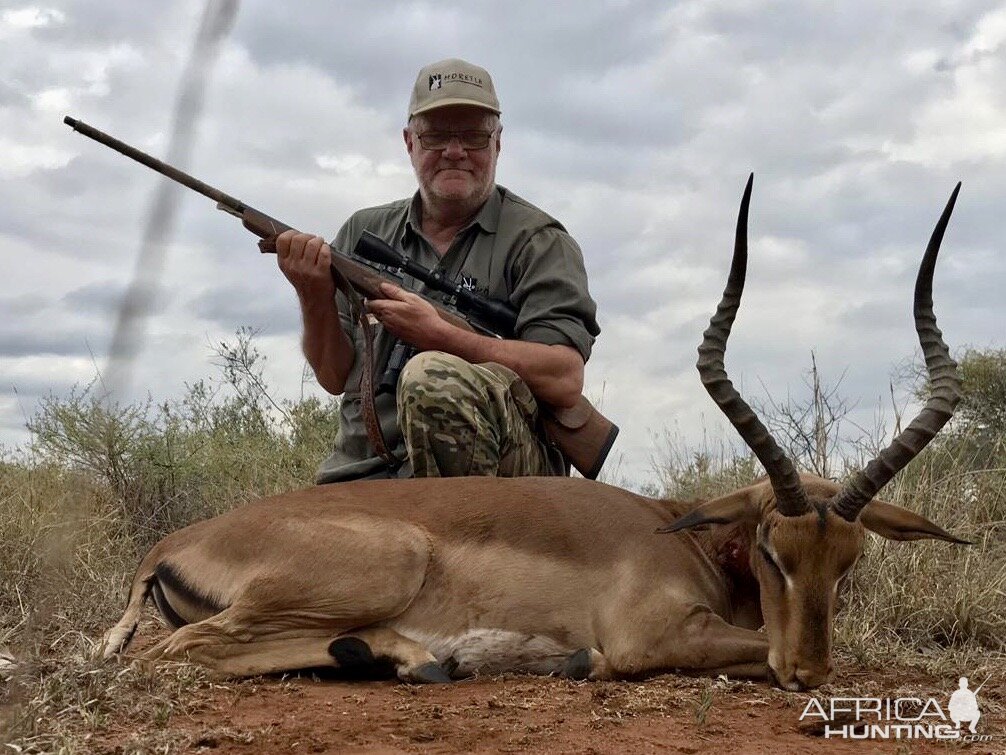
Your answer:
[64,116,619,479]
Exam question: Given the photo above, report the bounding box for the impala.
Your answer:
[103,177,966,690]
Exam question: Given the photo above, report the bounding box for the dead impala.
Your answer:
[103,176,967,690]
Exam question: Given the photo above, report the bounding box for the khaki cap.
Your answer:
[408,58,501,119]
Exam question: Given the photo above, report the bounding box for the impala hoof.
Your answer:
[328,636,395,679]
[329,636,374,667]
[407,661,452,684]
[560,648,592,680]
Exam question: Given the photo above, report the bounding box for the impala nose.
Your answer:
[795,665,832,689]
[769,664,801,691]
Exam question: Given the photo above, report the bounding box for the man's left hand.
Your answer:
[367,282,451,350]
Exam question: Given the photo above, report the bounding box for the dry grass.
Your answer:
[836,440,1006,669]
[2,637,220,753]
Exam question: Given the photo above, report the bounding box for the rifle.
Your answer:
[351,231,518,396]
[63,116,619,479]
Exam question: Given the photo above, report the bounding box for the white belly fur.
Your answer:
[394,626,575,677]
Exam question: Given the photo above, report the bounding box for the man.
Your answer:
[276,58,599,482]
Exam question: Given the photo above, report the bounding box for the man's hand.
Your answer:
[367,281,583,407]
[366,281,452,350]
[275,229,354,394]
[276,230,334,303]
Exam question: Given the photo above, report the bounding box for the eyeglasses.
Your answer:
[415,130,496,150]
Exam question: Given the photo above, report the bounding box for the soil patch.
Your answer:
[86,662,1003,754]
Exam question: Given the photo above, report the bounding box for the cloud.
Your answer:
[1,7,66,29]
[187,283,300,334]
[61,280,127,313]
[0,330,105,358]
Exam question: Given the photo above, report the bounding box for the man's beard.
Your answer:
[422,171,494,215]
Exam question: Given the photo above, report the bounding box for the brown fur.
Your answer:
[101,474,962,689]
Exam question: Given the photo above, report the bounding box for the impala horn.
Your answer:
[831,184,963,521]
[697,175,810,517]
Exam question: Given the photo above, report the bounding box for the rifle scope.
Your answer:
[353,231,518,337]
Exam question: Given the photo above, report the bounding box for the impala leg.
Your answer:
[329,627,451,683]
[140,606,361,677]
[327,628,450,684]
[669,608,768,677]
[679,662,768,679]
[101,573,154,658]
[560,647,615,680]
[603,606,768,678]
[141,606,254,663]
[175,632,343,676]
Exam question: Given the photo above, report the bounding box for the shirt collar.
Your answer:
[403,185,502,243]
[472,185,501,234]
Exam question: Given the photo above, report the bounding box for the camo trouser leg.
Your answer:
[396,350,561,478]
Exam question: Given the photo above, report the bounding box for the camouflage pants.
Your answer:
[396,351,562,478]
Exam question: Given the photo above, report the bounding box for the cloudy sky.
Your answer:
[3,0,1004,486]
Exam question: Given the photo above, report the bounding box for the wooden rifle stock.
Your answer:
[542,398,619,480]
[64,115,619,479]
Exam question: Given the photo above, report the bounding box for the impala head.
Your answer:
[662,175,968,690]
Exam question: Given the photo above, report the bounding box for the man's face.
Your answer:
[405,105,501,212]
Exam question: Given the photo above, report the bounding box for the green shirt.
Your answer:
[315,184,600,483]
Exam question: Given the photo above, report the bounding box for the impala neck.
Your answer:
[657,496,762,621]
[688,510,763,630]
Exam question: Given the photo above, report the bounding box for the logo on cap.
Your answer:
[429,74,442,91]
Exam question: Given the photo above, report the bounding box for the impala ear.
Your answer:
[858,499,970,544]
[657,485,763,534]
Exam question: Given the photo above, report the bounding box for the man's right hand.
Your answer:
[275,229,354,394]
[275,230,335,303]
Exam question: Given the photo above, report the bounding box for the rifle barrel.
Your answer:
[63,116,245,212]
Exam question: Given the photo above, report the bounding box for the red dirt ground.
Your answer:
[87,661,1004,754]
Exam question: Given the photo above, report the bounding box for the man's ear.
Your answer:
[657,485,762,534]
[858,499,970,544]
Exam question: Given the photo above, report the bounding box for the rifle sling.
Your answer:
[328,263,404,469]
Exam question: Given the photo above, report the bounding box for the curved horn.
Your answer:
[697,175,810,517]
[831,184,963,521]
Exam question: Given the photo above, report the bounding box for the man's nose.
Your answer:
[442,138,467,159]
